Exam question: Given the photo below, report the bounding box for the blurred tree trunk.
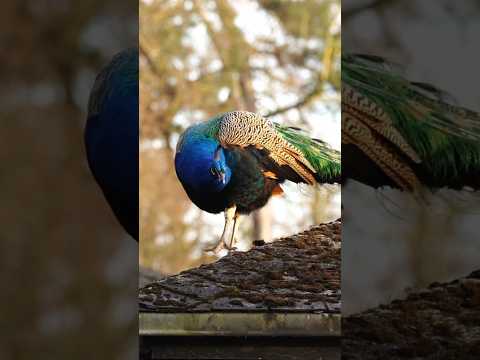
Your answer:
[236,54,272,242]
[311,188,333,224]
[223,0,272,242]
[197,0,273,242]
[253,207,272,241]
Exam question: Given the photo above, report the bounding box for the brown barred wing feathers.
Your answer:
[217,111,317,185]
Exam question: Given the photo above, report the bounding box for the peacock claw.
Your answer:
[204,240,225,254]
[224,243,237,251]
[204,205,240,255]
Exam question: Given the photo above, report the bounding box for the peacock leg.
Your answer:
[226,213,240,251]
[221,206,237,251]
[204,205,236,253]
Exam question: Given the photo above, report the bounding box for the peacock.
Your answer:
[342,54,480,196]
[85,48,139,240]
[174,111,341,252]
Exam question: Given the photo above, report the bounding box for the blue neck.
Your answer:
[175,138,232,193]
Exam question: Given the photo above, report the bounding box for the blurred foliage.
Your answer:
[0,1,137,359]
[140,0,341,275]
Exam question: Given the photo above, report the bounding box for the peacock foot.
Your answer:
[203,238,237,254]
[204,205,239,255]
[204,239,226,254]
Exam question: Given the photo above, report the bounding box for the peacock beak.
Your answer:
[219,172,226,184]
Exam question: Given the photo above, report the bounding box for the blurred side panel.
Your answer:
[0,0,138,359]
[342,1,480,358]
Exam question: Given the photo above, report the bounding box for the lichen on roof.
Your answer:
[139,220,341,313]
[342,269,480,359]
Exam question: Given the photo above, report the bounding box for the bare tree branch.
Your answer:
[263,83,321,118]
[139,42,163,80]
[264,29,337,118]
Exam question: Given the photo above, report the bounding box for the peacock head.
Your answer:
[175,138,232,193]
[210,146,229,185]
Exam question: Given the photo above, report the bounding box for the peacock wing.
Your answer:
[217,111,317,184]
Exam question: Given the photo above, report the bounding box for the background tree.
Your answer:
[140,0,341,274]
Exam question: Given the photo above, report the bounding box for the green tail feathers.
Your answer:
[342,54,480,141]
[342,54,480,185]
[275,123,341,183]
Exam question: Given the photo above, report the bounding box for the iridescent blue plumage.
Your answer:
[85,49,139,240]
[175,134,231,194]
